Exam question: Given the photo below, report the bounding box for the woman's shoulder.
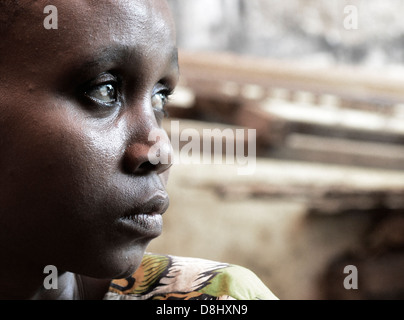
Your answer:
[104,252,278,300]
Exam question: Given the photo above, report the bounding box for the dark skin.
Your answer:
[0,0,179,299]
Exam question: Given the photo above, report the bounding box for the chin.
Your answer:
[73,243,149,280]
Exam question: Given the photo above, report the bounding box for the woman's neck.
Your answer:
[0,270,111,300]
[31,272,81,300]
[31,273,111,300]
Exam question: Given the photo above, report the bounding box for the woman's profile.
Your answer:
[0,0,277,300]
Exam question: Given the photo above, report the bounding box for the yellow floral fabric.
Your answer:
[104,253,278,300]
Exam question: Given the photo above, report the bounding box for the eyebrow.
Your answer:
[79,45,136,72]
[79,45,179,75]
[171,47,179,70]
[169,47,180,78]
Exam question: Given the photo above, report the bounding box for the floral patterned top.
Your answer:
[104,253,278,300]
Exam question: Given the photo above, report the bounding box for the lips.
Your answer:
[117,193,169,237]
[137,193,170,216]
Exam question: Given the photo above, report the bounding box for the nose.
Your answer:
[123,127,173,176]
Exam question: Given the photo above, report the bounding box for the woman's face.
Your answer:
[0,0,178,279]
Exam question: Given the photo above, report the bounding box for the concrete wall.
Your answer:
[167,0,404,68]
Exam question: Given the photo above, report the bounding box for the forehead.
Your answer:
[59,0,175,43]
[2,0,176,72]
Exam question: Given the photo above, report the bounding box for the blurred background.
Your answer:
[148,0,404,299]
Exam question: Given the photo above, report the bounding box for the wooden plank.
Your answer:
[178,50,404,106]
[167,51,404,169]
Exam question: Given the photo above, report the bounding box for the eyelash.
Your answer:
[83,78,173,118]
[154,89,173,118]
[85,82,119,106]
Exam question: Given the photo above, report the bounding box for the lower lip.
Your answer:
[118,213,163,237]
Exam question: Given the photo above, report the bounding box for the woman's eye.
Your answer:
[86,83,117,104]
[151,92,169,116]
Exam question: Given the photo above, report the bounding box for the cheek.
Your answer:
[45,119,127,209]
[0,105,126,219]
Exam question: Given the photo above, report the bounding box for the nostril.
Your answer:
[136,161,156,174]
[123,138,173,175]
